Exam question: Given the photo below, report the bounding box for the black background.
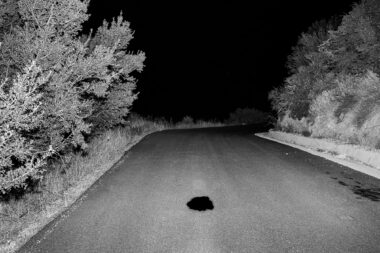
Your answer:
[83,0,357,121]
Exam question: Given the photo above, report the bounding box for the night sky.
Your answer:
[83,0,358,121]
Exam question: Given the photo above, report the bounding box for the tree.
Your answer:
[270,18,338,119]
[320,0,380,75]
[83,13,145,131]
[0,0,145,192]
[269,0,380,139]
[286,17,340,75]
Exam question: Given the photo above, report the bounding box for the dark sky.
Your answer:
[83,0,358,120]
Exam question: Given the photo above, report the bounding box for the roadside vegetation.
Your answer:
[0,0,148,250]
[269,0,380,149]
[174,115,224,129]
[0,0,145,194]
[0,0,268,251]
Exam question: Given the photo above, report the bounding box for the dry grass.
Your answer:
[309,91,380,149]
[0,125,159,252]
[279,96,380,150]
[0,115,225,253]
[278,111,311,136]
[174,116,224,129]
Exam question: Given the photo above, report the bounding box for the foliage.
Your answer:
[83,12,145,131]
[320,0,380,75]
[0,0,145,193]
[180,115,194,125]
[286,17,340,75]
[277,111,311,136]
[0,62,54,193]
[269,17,338,119]
[309,89,380,148]
[334,71,380,126]
[269,0,380,149]
[176,119,224,129]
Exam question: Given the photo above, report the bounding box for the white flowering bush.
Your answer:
[0,62,54,193]
[0,0,145,193]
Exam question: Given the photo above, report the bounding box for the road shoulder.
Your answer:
[255,131,380,180]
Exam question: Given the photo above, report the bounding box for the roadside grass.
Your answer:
[175,116,224,129]
[0,127,147,253]
[277,109,380,150]
[0,115,224,253]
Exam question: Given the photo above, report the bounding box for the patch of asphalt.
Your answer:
[255,132,380,180]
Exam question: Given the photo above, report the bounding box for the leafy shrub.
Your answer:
[0,0,145,193]
[309,73,380,147]
[359,107,380,149]
[334,71,380,127]
[278,111,311,136]
[286,17,341,75]
[319,1,380,76]
[269,0,380,149]
[269,17,338,119]
[309,90,351,140]
[0,62,54,193]
[181,116,194,125]
[270,0,380,119]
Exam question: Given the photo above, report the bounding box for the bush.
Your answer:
[174,116,194,128]
[268,0,380,149]
[278,111,311,136]
[269,0,380,120]
[359,107,380,149]
[309,73,380,147]
[335,71,380,127]
[269,17,338,120]
[0,62,54,193]
[181,116,194,125]
[0,0,145,193]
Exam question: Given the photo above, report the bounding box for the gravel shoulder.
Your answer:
[256,130,380,180]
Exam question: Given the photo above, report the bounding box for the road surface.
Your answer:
[18,125,380,252]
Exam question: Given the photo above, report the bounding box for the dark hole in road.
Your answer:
[187,196,214,211]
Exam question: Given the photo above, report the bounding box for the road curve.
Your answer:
[18,125,380,253]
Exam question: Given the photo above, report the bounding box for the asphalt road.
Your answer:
[18,125,380,253]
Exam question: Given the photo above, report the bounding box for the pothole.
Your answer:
[186,196,214,211]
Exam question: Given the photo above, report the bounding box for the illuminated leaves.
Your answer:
[0,0,145,192]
